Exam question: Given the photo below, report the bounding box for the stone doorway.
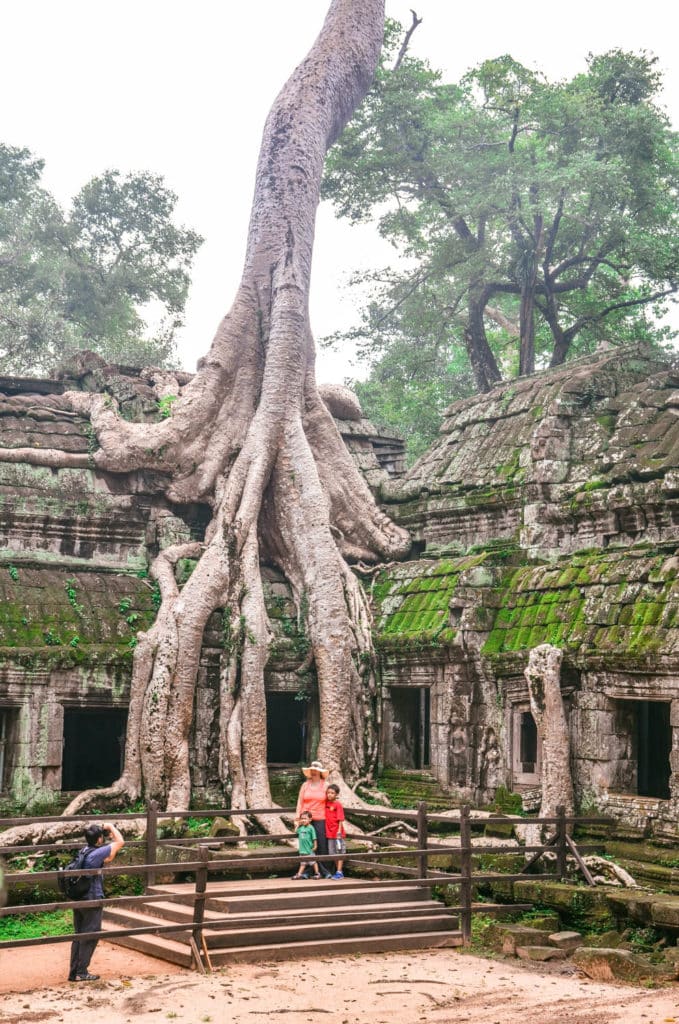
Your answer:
[636,700,671,799]
[519,711,538,773]
[384,687,431,770]
[61,708,127,791]
[266,692,309,765]
[511,705,542,786]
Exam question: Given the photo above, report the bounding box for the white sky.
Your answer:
[2,1,677,383]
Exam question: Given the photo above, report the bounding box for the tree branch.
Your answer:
[393,10,423,71]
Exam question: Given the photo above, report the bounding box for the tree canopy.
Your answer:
[323,24,679,458]
[0,144,202,375]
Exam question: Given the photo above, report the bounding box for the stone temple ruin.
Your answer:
[0,344,678,839]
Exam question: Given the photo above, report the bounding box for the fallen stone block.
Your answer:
[548,930,583,951]
[209,816,240,837]
[604,889,655,925]
[585,929,623,948]
[572,947,678,983]
[650,898,679,929]
[499,925,557,955]
[516,945,567,962]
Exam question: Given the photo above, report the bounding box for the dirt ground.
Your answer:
[1,943,678,1024]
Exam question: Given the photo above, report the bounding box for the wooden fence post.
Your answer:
[417,801,428,879]
[459,803,472,946]
[555,805,567,880]
[190,846,209,973]
[145,800,158,892]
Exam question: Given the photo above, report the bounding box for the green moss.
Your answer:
[595,413,617,435]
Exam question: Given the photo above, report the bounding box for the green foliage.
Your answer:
[157,393,178,419]
[7,564,18,582]
[352,336,475,465]
[492,786,523,815]
[184,817,212,837]
[64,578,84,616]
[0,145,203,374]
[627,926,666,952]
[323,30,679,454]
[0,909,72,941]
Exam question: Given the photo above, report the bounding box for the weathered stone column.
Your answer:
[524,643,574,817]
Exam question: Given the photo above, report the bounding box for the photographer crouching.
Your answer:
[69,822,125,982]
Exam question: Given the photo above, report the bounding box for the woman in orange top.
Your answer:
[295,760,332,877]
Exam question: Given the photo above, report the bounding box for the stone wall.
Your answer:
[0,364,401,807]
[371,345,679,836]
[2,347,678,839]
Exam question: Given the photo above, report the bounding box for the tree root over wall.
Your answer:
[0,0,409,830]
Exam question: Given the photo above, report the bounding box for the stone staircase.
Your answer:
[103,877,462,966]
[376,768,453,811]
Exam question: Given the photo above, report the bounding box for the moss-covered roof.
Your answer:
[483,545,679,660]
[404,345,676,493]
[372,552,490,651]
[370,543,679,667]
[384,346,679,558]
[0,563,156,667]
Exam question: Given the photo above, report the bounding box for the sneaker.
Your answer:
[332,871,344,879]
[75,973,100,982]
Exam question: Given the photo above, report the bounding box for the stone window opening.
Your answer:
[0,707,19,791]
[266,691,310,765]
[61,708,127,792]
[511,705,541,784]
[519,711,538,773]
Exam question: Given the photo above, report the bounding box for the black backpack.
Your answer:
[57,846,94,901]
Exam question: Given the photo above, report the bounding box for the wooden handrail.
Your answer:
[1,802,612,958]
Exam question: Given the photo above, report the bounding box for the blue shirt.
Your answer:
[82,843,112,900]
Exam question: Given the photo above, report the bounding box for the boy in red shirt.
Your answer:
[325,784,346,879]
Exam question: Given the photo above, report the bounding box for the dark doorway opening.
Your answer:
[520,712,538,773]
[0,708,19,791]
[636,700,671,799]
[389,687,431,769]
[266,692,308,765]
[62,708,127,791]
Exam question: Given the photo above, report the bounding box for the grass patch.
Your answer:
[0,909,72,941]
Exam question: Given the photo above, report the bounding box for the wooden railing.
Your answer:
[0,803,611,969]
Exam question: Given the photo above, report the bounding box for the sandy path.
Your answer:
[1,944,678,1024]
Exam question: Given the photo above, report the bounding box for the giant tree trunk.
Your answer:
[0,0,410,818]
[464,293,502,392]
[518,284,536,377]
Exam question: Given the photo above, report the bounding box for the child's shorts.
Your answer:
[328,838,346,855]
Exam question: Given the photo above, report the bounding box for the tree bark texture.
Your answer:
[464,294,502,393]
[524,644,574,818]
[0,0,410,818]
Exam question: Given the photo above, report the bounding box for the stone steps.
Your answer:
[376,769,453,811]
